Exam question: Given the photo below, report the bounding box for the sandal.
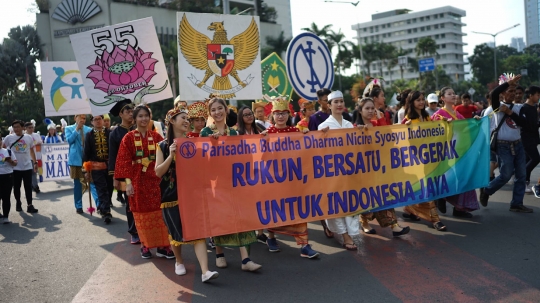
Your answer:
[343,243,357,251]
[433,222,447,231]
[361,226,376,234]
[323,226,334,238]
[402,213,421,221]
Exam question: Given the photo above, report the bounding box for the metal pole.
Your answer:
[356,25,365,76]
[223,0,230,14]
[493,35,497,80]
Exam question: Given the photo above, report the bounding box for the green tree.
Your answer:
[261,31,291,58]
[7,25,43,91]
[360,42,380,76]
[524,43,540,57]
[415,37,438,58]
[0,38,26,95]
[0,90,46,134]
[301,23,334,50]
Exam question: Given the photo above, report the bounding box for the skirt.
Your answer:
[214,231,257,248]
[132,210,170,248]
[404,202,440,223]
[361,209,398,228]
[70,166,83,179]
[268,223,309,245]
[161,202,204,246]
[445,190,480,212]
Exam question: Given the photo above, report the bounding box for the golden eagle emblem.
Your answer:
[179,13,260,99]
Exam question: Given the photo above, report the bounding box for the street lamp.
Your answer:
[472,23,520,81]
[324,0,364,76]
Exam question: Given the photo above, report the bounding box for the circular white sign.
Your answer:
[286,33,334,101]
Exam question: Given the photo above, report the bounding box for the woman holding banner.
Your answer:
[318,91,360,250]
[264,96,320,259]
[353,97,411,237]
[115,105,174,259]
[401,91,447,231]
[200,97,262,272]
[431,87,480,218]
[155,106,219,282]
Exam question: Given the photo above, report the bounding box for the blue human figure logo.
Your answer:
[50,67,85,111]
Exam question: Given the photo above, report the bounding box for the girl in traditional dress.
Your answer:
[200,98,262,272]
[44,124,63,144]
[264,96,320,258]
[431,87,480,218]
[401,91,447,231]
[364,79,392,125]
[318,91,359,250]
[155,106,219,282]
[115,105,175,258]
[186,101,208,138]
[296,100,316,133]
[354,97,411,237]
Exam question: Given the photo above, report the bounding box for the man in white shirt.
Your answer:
[2,120,38,213]
[24,122,43,193]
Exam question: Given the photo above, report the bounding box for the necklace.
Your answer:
[134,130,155,160]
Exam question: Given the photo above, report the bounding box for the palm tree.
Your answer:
[326,30,354,90]
[262,31,291,58]
[301,22,334,50]
[415,37,438,86]
[361,42,380,77]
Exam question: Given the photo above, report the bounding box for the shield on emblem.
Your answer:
[207,44,235,77]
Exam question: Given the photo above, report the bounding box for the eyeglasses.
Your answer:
[243,113,254,118]
[273,112,289,117]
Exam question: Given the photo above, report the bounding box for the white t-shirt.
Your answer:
[0,148,16,174]
[3,134,34,171]
[28,132,42,160]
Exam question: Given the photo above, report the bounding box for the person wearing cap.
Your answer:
[45,122,63,144]
[108,100,140,243]
[64,115,101,214]
[83,115,113,223]
[308,88,352,131]
[252,100,271,129]
[425,93,440,117]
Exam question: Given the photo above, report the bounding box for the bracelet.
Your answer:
[125,178,132,185]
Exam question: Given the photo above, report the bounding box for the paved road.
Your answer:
[1,175,539,303]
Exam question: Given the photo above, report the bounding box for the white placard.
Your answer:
[41,143,71,182]
[40,62,92,116]
[70,17,172,115]
[177,12,262,100]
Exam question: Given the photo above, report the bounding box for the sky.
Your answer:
[0,0,527,75]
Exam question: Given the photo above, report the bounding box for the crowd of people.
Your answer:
[0,73,538,283]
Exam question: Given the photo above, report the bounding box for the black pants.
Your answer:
[0,173,13,217]
[107,175,114,203]
[523,139,540,183]
[126,195,137,236]
[91,169,113,214]
[13,169,32,206]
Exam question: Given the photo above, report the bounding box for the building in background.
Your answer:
[485,41,495,48]
[510,37,526,52]
[352,6,467,84]
[524,0,540,45]
[36,0,292,61]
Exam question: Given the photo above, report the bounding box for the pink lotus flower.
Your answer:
[87,45,158,95]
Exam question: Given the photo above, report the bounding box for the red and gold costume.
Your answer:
[115,130,169,248]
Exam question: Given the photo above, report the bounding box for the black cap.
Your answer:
[109,99,133,117]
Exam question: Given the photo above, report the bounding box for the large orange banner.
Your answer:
[175,119,489,240]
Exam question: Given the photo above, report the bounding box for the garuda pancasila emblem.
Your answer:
[179,13,259,99]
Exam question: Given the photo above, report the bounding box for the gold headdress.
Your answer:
[303,100,316,110]
[269,95,291,112]
[187,102,208,120]
[228,105,238,113]
[165,105,188,127]
[252,99,269,111]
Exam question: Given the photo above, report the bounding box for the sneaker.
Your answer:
[266,238,280,252]
[479,188,489,207]
[241,261,262,272]
[0,212,3,218]
[27,205,38,213]
[140,247,152,259]
[117,193,126,204]
[216,256,227,268]
[130,235,141,244]
[76,208,83,214]
[300,244,320,259]
[156,247,175,259]
[509,205,534,213]
[16,203,22,212]
[175,263,187,276]
[533,184,540,198]
[208,237,216,249]
[102,213,112,224]
[201,271,219,282]
[257,233,268,244]
[3,218,11,224]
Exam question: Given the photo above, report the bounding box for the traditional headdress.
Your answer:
[187,101,208,120]
[228,105,238,114]
[31,119,36,127]
[269,95,291,112]
[328,90,344,101]
[43,118,56,130]
[499,73,515,85]
[109,99,134,117]
[103,114,110,121]
[363,77,384,97]
[303,100,316,111]
[165,105,188,127]
[252,99,269,112]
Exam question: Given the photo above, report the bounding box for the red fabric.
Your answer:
[114,130,163,213]
[454,105,478,119]
[186,132,200,138]
[266,125,300,133]
[371,116,388,126]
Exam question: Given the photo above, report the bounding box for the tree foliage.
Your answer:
[261,31,291,58]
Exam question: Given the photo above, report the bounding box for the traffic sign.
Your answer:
[468,88,475,95]
[418,57,435,72]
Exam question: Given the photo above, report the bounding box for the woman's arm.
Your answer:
[155,143,174,178]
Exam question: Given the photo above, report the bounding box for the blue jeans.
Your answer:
[73,179,100,209]
[485,141,526,206]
